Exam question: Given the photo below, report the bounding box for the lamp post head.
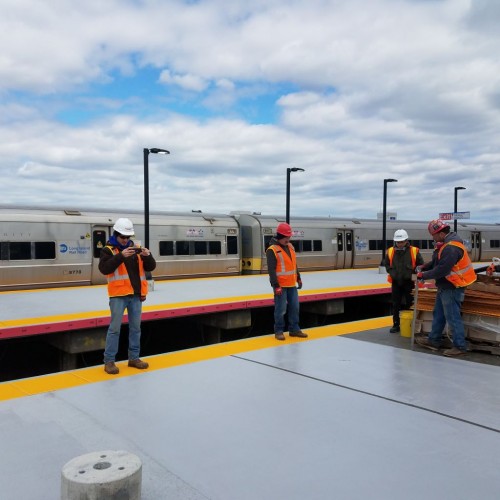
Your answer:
[148,148,170,155]
[384,178,398,184]
[288,167,305,173]
[455,186,466,192]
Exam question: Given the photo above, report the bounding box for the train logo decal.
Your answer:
[356,240,368,251]
[59,243,91,255]
[186,228,204,237]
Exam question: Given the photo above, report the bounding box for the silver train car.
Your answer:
[0,206,239,290]
[1,206,499,290]
[236,213,499,274]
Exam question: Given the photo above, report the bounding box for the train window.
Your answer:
[313,240,323,251]
[345,233,352,251]
[410,239,427,250]
[227,236,238,255]
[194,241,207,255]
[302,240,312,252]
[34,242,56,259]
[337,233,344,252]
[490,240,500,248]
[159,241,174,256]
[0,242,7,260]
[176,241,190,255]
[9,242,31,260]
[93,230,107,258]
[264,235,273,251]
[290,240,301,252]
[208,241,222,255]
[369,240,387,251]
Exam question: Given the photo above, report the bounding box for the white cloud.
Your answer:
[0,0,500,223]
[158,69,208,92]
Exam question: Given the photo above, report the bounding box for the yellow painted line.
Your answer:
[0,284,390,329]
[0,316,392,402]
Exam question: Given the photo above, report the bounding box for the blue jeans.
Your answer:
[104,295,143,363]
[274,287,300,334]
[428,287,466,351]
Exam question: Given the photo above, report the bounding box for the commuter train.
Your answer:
[1,205,499,290]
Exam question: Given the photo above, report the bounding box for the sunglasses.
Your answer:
[118,234,132,239]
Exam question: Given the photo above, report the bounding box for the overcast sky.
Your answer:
[1,0,499,223]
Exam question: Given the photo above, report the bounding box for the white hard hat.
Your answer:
[113,218,135,236]
[393,229,409,242]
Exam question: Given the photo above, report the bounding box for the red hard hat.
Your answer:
[428,219,450,235]
[276,222,293,237]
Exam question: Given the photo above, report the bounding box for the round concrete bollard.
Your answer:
[61,450,142,500]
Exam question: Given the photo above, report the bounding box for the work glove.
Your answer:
[297,279,303,290]
[416,272,425,282]
[415,265,423,273]
[274,287,283,296]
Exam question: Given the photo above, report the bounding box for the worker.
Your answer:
[415,219,476,357]
[99,217,156,374]
[385,229,424,333]
[266,222,307,341]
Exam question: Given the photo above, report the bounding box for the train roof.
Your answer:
[1,205,499,229]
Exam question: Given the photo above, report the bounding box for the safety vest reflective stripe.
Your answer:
[438,241,477,288]
[106,247,148,296]
[271,244,297,287]
[386,246,418,283]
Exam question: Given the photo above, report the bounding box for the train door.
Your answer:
[469,231,481,262]
[336,230,354,268]
[91,226,109,284]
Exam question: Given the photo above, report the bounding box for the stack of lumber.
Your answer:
[415,275,500,318]
[414,275,500,352]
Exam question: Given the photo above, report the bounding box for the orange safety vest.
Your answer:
[106,246,148,297]
[386,246,419,284]
[438,241,476,288]
[270,243,297,287]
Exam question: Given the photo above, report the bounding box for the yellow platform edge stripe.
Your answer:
[0,316,392,402]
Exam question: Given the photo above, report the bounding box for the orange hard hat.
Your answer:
[428,219,450,235]
[276,222,293,237]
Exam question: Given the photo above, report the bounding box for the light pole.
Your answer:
[143,147,170,253]
[381,178,398,266]
[286,167,305,224]
[454,186,465,233]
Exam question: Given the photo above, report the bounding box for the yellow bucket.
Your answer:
[399,310,414,338]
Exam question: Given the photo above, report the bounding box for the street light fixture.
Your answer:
[286,167,305,224]
[454,186,466,233]
[143,147,170,253]
[381,178,398,267]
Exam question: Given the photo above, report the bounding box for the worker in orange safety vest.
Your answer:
[415,219,476,357]
[266,222,308,341]
[385,229,424,334]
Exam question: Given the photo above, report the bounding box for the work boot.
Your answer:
[415,337,440,351]
[275,333,286,341]
[104,362,119,375]
[390,325,400,333]
[128,358,149,369]
[290,330,308,338]
[443,347,467,357]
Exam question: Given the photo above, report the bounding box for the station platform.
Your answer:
[0,317,499,500]
[0,268,390,339]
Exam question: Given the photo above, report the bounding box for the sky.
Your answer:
[1,0,500,223]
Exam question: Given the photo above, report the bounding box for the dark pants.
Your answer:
[391,280,414,327]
